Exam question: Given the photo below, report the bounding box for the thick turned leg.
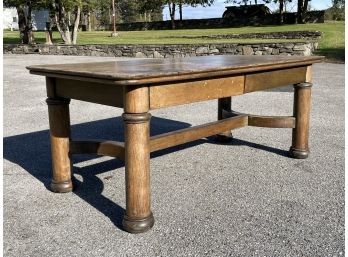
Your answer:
[289,82,312,159]
[122,85,154,233]
[216,97,233,142]
[122,113,154,233]
[46,97,73,193]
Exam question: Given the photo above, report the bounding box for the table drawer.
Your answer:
[245,66,307,93]
[150,76,244,109]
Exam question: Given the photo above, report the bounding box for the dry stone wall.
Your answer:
[4,42,318,58]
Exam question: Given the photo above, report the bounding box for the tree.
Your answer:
[297,0,310,23]
[82,0,99,31]
[179,0,183,20]
[111,0,118,36]
[4,0,46,44]
[165,0,215,28]
[94,0,113,29]
[118,0,142,22]
[46,0,83,44]
[333,0,345,7]
[116,0,163,23]
[166,1,177,28]
[330,0,345,20]
[279,0,284,23]
[227,0,248,5]
[263,0,293,24]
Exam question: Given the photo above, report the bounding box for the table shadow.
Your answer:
[3,115,288,231]
[210,137,289,157]
[3,116,202,230]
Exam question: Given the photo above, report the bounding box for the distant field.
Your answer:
[3,21,344,62]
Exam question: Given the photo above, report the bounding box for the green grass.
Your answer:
[3,21,344,61]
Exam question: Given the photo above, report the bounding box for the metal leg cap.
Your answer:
[289,147,309,159]
[122,213,155,234]
[50,180,73,193]
[215,133,233,143]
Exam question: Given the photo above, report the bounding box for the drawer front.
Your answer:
[150,76,245,109]
[245,67,307,93]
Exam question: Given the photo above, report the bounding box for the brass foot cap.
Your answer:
[122,213,155,234]
[289,147,309,159]
[50,180,73,193]
[215,133,233,143]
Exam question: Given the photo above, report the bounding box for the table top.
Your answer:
[27,55,323,84]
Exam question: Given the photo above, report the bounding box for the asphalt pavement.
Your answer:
[3,54,344,257]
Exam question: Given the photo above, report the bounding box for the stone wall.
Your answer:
[4,42,318,58]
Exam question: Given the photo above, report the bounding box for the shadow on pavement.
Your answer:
[3,115,288,230]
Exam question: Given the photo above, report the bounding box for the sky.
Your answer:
[163,0,333,20]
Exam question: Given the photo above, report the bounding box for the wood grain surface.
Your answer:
[149,76,244,109]
[150,115,247,152]
[27,55,323,85]
[244,67,307,93]
[55,78,124,107]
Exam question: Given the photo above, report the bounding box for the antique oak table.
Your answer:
[27,55,323,233]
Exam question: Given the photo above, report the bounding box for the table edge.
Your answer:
[27,56,324,86]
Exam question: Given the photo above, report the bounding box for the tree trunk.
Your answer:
[72,6,81,44]
[179,1,183,21]
[111,0,118,37]
[297,0,304,23]
[26,4,35,43]
[17,4,35,44]
[297,0,309,23]
[168,2,176,29]
[279,0,284,24]
[303,0,309,22]
[54,3,72,44]
[68,11,71,27]
[45,19,53,44]
[88,11,92,31]
[147,12,151,22]
[17,5,28,44]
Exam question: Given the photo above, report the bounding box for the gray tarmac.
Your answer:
[3,54,344,257]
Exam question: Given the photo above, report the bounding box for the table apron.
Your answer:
[55,78,124,107]
[52,66,309,109]
[149,76,245,109]
[245,66,308,93]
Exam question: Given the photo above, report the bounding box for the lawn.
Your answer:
[3,21,344,62]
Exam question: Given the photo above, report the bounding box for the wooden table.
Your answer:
[27,55,323,233]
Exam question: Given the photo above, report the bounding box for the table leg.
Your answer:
[122,112,154,233]
[216,97,233,142]
[46,97,73,193]
[289,82,312,159]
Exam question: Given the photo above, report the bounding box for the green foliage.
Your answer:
[325,6,345,20]
[326,0,345,20]
[94,0,111,27]
[83,0,99,11]
[117,0,163,22]
[112,0,164,23]
[185,0,215,7]
[332,0,345,8]
[226,0,248,5]
[3,0,47,9]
